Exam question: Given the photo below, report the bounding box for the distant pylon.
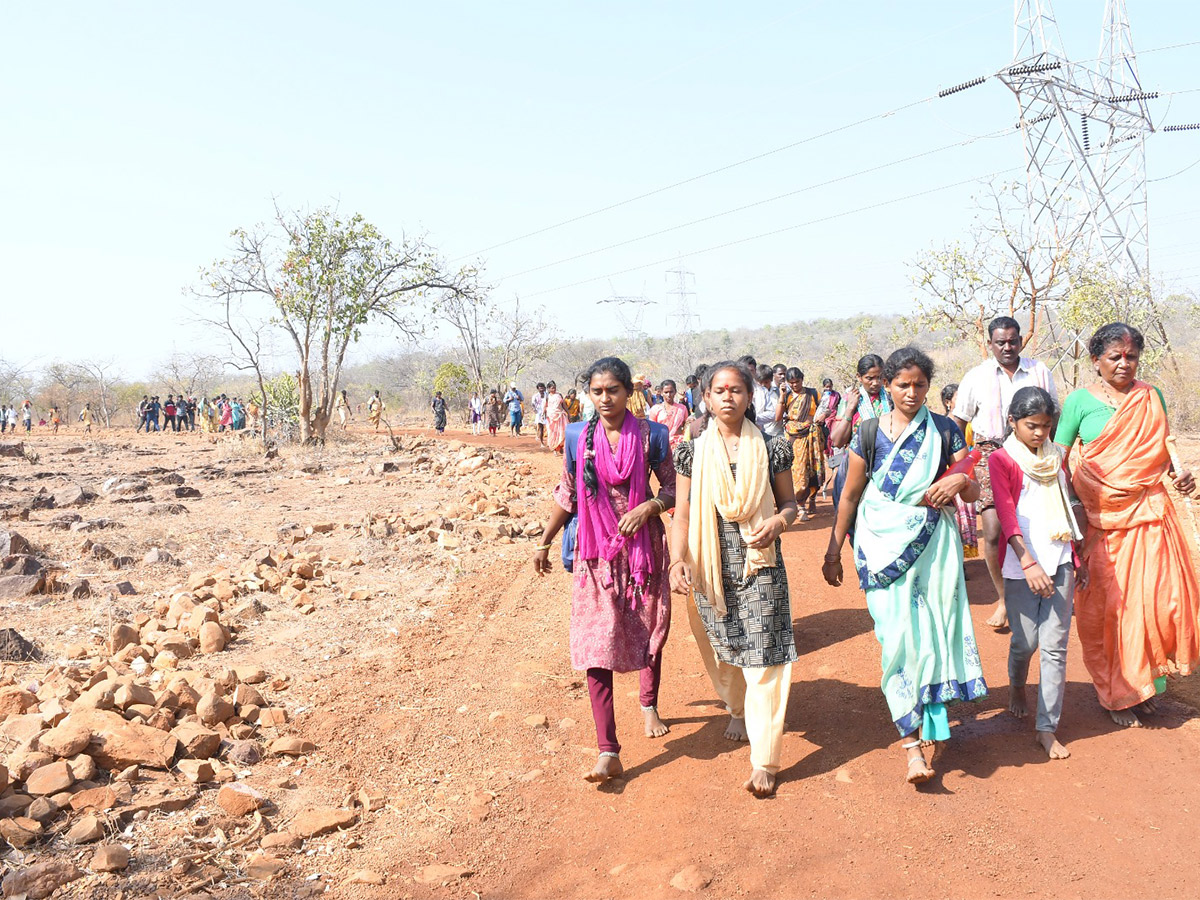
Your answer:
[665,260,699,335]
[599,280,653,337]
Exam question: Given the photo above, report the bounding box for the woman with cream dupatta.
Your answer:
[823,347,986,785]
[670,361,800,798]
[1055,323,1199,728]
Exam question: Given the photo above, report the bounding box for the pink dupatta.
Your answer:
[574,412,652,604]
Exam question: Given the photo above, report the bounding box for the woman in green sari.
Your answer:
[822,347,987,784]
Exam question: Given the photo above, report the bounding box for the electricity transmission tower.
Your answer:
[665,261,699,335]
[599,281,654,337]
[940,0,1197,380]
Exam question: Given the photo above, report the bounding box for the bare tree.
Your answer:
[193,204,482,443]
[490,298,556,389]
[156,352,223,399]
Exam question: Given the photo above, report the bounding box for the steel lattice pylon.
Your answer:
[998,0,1169,380]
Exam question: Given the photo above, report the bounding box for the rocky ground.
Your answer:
[1,424,1200,900]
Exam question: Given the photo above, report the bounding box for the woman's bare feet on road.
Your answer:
[1137,696,1160,716]
[985,601,1008,630]
[584,754,623,783]
[1009,684,1029,718]
[743,768,776,797]
[1036,731,1070,759]
[905,746,934,784]
[724,716,749,742]
[643,707,670,738]
[1109,708,1142,728]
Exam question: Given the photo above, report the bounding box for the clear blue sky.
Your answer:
[2,1,1198,378]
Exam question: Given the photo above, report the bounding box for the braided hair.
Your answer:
[578,357,634,498]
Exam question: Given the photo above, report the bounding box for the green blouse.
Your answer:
[1054,386,1167,447]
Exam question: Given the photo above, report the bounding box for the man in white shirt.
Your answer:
[951,315,1057,630]
[755,365,783,438]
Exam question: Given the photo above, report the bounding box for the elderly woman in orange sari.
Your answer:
[1055,323,1199,728]
[545,381,569,454]
[780,367,825,521]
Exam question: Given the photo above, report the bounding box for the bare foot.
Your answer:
[1036,731,1070,759]
[743,768,776,797]
[905,747,934,784]
[584,754,623,783]
[985,601,1008,630]
[1137,696,1160,715]
[1109,708,1142,728]
[724,716,749,742]
[1009,684,1029,718]
[643,707,670,738]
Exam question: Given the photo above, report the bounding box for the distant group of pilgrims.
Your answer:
[523,318,1199,795]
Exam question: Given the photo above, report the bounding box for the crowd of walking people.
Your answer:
[520,319,1199,797]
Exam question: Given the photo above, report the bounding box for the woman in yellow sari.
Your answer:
[1055,323,1199,727]
[780,367,825,521]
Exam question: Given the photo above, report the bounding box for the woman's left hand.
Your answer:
[618,503,656,537]
[1172,468,1196,496]
[924,473,969,508]
[744,515,786,549]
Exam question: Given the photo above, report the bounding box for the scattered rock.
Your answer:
[216,783,266,816]
[102,477,150,496]
[525,714,549,729]
[144,547,175,565]
[38,722,91,758]
[65,812,105,844]
[172,722,222,760]
[0,628,41,662]
[288,807,357,839]
[0,859,83,899]
[245,853,286,881]
[69,709,180,770]
[176,759,216,783]
[0,574,45,599]
[114,580,137,596]
[269,736,315,756]
[66,578,91,599]
[346,870,385,885]
[0,531,31,556]
[69,785,117,811]
[0,817,43,849]
[174,486,202,499]
[224,739,262,766]
[91,844,131,873]
[670,865,713,893]
[414,863,473,886]
[54,484,95,507]
[198,621,226,654]
[24,760,75,796]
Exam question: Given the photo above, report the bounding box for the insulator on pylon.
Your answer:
[938,75,987,98]
[1110,90,1160,103]
[1014,112,1054,129]
[1081,116,1090,151]
[1007,61,1062,76]
[1163,123,1200,132]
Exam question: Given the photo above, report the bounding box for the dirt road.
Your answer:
[2,424,1198,899]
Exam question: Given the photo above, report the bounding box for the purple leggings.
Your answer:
[586,656,662,755]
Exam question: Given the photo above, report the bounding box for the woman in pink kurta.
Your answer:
[535,357,675,784]
[649,378,688,451]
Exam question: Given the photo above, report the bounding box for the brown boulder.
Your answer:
[37,722,91,758]
[0,859,82,898]
[23,760,75,795]
[65,812,105,844]
[198,621,226,654]
[0,817,43,848]
[68,709,180,770]
[170,722,221,759]
[91,844,130,872]
[216,783,266,816]
[69,785,117,811]
[0,687,36,718]
[289,807,356,839]
[196,691,234,727]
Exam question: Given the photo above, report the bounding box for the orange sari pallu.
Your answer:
[1070,382,1200,710]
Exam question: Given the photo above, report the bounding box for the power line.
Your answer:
[453,94,938,262]
[523,165,1023,299]
[499,128,1014,281]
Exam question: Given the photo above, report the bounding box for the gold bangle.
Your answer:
[535,543,552,552]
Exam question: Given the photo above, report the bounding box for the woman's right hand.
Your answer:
[1024,561,1054,598]
[533,548,552,576]
[669,560,692,594]
[822,556,843,586]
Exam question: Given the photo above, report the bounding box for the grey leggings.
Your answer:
[1005,565,1075,733]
